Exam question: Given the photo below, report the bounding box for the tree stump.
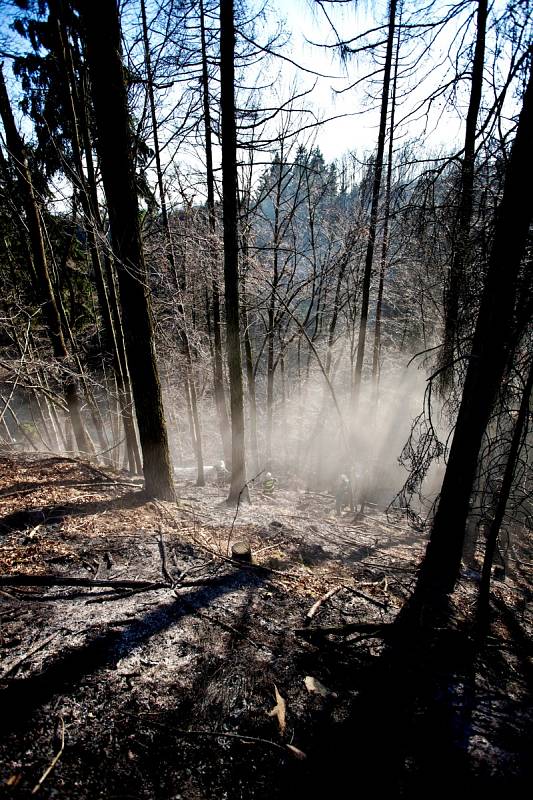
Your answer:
[231,541,252,563]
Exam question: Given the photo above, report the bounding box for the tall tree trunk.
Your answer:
[200,0,232,464]
[241,271,259,475]
[220,0,249,504]
[352,0,397,408]
[371,7,402,390]
[477,357,533,627]
[413,58,533,602]
[141,0,204,485]
[79,0,174,500]
[47,1,142,472]
[0,64,92,455]
[440,0,488,390]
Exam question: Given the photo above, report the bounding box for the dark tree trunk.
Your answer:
[477,358,533,626]
[414,58,533,601]
[352,0,397,408]
[200,0,232,464]
[51,1,142,473]
[241,270,259,475]
[79,0,174,500]
[141,0,204,485]
[371,8,401,390]
[220,0,249,504]
[440,0,488,390]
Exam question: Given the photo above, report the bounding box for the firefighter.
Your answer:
[214,460,230,485]
[262,472,278,496]
[335,473,354,516]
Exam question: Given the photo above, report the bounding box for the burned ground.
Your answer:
[0,454,531,798]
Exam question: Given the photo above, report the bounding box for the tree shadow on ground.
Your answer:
[0,491,148,534]
[287,597,530,799]
[0,568,264,735]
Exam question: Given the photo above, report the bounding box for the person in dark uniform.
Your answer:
[335,473,354,516]
[214,460,230,485]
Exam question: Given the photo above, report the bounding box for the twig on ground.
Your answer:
[191,608,263,649]
[31,717,65,794]
[304,586,342,625]
[128,715,302,757]
[157,528,177,586]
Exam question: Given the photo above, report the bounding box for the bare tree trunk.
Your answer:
[220,0,249,503]
[477,358,533,627]
[352,0,397,409]
[241,272,259,475]
[200,0,232,464]
[0,395,38,450]
[79,0,174,500]
[440,0,488,390]
[413,58,533,602]
[371,8,402,390]
[141,0,204,485]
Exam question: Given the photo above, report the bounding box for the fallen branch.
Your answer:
[0,481,138,501]
[130,715,304,758]
[192,608,263,649]
[295,622,390,638]
[157,528,177,586]
[0,574,170,590]
[32,717,65,794]
[304,585,342,625]
[0,572,235,592]
[342,585,388,610]
[356,560,418,573]
[1,631,62,679]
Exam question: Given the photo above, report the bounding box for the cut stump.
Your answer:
[232,541,252,563]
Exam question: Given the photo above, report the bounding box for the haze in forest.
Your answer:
[0,0,531,591]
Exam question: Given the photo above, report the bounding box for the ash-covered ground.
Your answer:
[0,454,531,798]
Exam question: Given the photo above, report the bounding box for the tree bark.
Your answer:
[79,0,174,500]
[200,0,232,464]
[50,1,142,473]
[477,357,533,626]
[141,0,204,485]
[220,0,249,503]
[352,0,397,409]
[414,58,533,600]
[440,0,488,390]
